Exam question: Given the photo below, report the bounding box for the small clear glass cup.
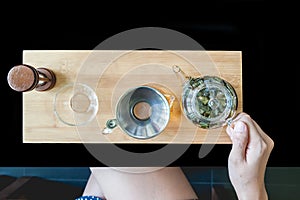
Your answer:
[53,83,98,126]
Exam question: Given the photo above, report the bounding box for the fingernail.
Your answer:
[234,121,246,132]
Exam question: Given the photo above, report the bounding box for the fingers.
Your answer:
[226,112,249,141]
[251,119,274,153]
[237,113,274,154]
[229,112,264,144]
[227,112,274,163]
[227,121,249,163]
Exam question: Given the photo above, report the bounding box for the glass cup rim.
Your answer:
[53,82,99,126]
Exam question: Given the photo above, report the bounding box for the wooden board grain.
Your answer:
[23,50,242,143]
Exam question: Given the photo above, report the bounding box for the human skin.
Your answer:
[82,112,274,200]
[84,167,198,200]
[226,112,274,200]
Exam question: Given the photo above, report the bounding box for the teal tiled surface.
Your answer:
[0,167,91,188]
[23,167,91,180]
[0,167,24,177]
[185,167,300,199]
[266,185,300,200]
[190,183,211,199]
[1,166,300,199]
[212,183,237,199]
[265,167,300,200]
[182,167,211,183]
[265,167,300,185]
[211,167,231,183]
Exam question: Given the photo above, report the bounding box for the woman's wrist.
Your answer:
[236,184,268,200]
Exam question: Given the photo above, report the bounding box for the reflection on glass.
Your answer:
[53,83,98,126]
[173,65,238,129]
[103,84,175,139]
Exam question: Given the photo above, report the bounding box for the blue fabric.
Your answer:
[75,196,103,200]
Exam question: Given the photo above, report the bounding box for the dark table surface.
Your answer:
[1,0,297,167]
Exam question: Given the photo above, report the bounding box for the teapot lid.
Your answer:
[182,76,238,129]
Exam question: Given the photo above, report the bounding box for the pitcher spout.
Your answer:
[172,65,190,85]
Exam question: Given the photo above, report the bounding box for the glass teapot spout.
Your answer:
[172,65,190,85]
[173,65,203,90]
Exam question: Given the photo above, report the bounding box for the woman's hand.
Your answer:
[226,112,274,200]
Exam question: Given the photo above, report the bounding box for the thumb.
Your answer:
[229,121,249,163]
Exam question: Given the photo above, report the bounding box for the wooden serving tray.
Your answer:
[23,50,242,143]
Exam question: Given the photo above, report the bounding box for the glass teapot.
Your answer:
[173,65,238,129]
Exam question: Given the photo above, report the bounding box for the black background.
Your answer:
[1,1,297,167]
